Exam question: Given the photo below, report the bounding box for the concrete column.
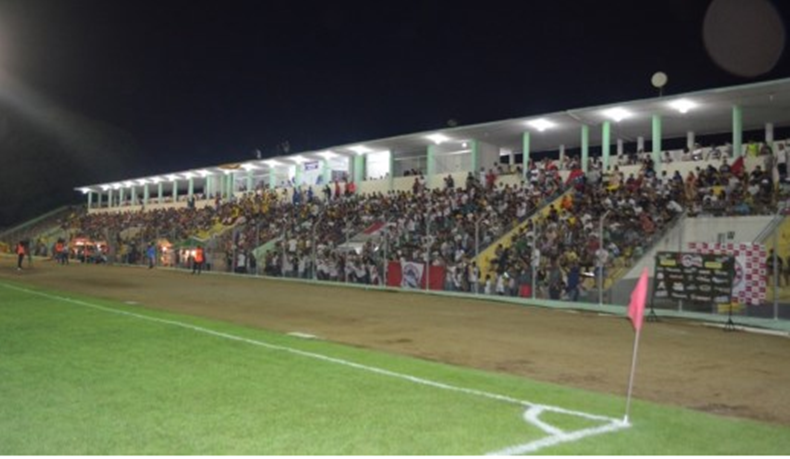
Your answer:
[471,140,480,174]
[294,165,303,187]
[87,192,93,210]
[322,160,331,185]
[652,114,663,170]
[617,139,624,158]
[766,122,775,146]
[559,144,566,164]
[733,105,743,157]
[172,180,178,202]
[268,168,276,189]
[388,152,395,191]
[354,154,365,183]
[97,192,103,209]
[687,131,696,150]
[130,186,137,206]
[522,133,531,179]
[188,178,194,199]
[119,188,125,206]
[427,145,437,177]
[247,170,254,191]
[158,183,164,204]
[143,184,150,206]
[602,120,612,170]
[581,125,589,173]
[108,189,114,208]
[637,136,645,153]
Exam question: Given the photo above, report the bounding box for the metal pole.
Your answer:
[531,223,540,300]
[774,210,780,320]
[281,227,286,277]
[599,210,611,307]
[425,218,431,291]
[678,212,685,313]
[255,221,261,276]
[345,227,350,284]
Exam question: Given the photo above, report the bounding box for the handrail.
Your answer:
[0,205,74,242]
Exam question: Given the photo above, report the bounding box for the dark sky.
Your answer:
[0,0,789,225]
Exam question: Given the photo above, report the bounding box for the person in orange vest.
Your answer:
[192,245,205,275]
[16,241,25,271]
[55,240,66,265]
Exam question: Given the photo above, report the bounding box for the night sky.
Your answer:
[0,0,789,226]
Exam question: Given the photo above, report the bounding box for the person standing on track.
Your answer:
[147,243,156,269]
[16,241,26,271]
[192,245,205,275]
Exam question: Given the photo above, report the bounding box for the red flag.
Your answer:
[628,268,649,332]
[730,156,745,177]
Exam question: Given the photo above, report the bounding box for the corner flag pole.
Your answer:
[624,267,649,425]
[624,327,641,425]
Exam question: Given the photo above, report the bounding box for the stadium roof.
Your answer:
[78,77,790,192]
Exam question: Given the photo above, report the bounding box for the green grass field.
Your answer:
[1,280,789,455]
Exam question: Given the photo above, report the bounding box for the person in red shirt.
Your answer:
[192,245,205,275]
[16,241,25,271]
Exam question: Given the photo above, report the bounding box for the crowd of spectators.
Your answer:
[43,140,790,303]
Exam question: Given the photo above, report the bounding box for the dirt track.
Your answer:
[3,257,790,426]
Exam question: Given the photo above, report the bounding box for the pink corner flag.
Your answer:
[628,267,649,332]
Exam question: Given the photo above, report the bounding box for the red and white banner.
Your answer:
[387,261,445,291]
[687,242,766,305]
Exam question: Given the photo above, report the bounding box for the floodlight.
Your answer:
[668,99,697,114]
[527,118,556,132]
[602,107,632,122]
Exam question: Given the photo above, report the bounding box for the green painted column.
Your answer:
[581,125,590,173]
[108,189,113,208]
[652,114,663,171]
[522,133,530,180]
[188,178,194,199]
[131,186,137,206]
[87,192,93,210]
[158,183,164,204]
[733,105,743,157]
[602,121,611,171]
[354,154,365,183]
[471,140,481,175]
[427,145,437,177]
[247,170,254,191]
[97,192,103,209]
[269,168,276,189]
[119,188,125,206]
[172,180,178,202]
[388,152,395,191]
[294,165,303,187]
[322,159,331,185]
[143,184,150,206]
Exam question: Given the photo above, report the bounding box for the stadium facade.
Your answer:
[76,78,790,211]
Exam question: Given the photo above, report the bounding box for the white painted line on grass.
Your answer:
[1,282,630,455]
[287,332,319,340]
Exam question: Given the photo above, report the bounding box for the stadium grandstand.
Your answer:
[4,77,790,323]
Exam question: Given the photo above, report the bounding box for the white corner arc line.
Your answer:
[1,283,630,455]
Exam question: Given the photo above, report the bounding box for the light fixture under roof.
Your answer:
[241,163,259,171]
[347,146,369,155]
[602,107,632,122]
[166,174,180,181]
[100,185,111,191]
[79,187,92,194]
[150,176,163,184]
[197,169,213,177]
[668,99,697,114]
[426,133,450,144]
[136,179,148,185]
[123,181,136,187]
[289,155,306,164]
[112,183,123,190]
[265,159,280,167]
[527,118,556,132]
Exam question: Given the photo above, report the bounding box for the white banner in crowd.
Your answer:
[400,261,424,289]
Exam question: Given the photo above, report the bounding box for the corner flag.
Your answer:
[628,268,649,332]
[624,267,649,424]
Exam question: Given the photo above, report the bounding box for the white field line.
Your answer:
[1,282,630,455]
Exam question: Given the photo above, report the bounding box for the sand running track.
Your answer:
[2,257,789,426]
